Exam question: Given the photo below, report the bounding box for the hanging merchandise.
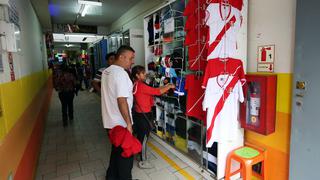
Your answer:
[205,2,243,59]
[147,17,154,46]
[202,58,245,147]
[154,13,161,44]
[185,74,206,121]
[164,17,175,33]
[187,43,208,71]
[174,77,186,96]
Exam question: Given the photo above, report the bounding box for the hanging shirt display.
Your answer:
[202,58,245,147]
[185,74,206,121]
[147,17,154,45]
[206,3,242,59]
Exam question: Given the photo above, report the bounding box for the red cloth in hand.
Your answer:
[108,126,142,157]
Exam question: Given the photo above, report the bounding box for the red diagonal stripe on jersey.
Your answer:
[206,76,239,145]
[207,15,236,56]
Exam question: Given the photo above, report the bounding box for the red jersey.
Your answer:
[188,43,208,71]
[185,74,207,121]
[133,81,161,113]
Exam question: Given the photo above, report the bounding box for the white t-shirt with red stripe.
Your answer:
[202,58,245,147]
[206,3,242,59]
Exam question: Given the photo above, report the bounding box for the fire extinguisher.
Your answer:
[261,47,272,62]
[249,85,260,126]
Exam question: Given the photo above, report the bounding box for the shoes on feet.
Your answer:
[138,161,154,169]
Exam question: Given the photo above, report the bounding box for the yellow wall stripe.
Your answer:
[0,70,50,140]
[276,73,293,114]
[0,73,51,179]
[148,142,196,180]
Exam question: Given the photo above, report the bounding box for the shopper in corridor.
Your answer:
[53,63,77,127]
[131,65,175,169]
[101,46,136,180]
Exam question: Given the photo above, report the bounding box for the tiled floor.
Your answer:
[35,91,206,180]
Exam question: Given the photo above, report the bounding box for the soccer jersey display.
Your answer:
[184,0,210,71]
[206,3,242,59]
[202,58,245,147]
[185,74,206,121]
[186,42,208,72]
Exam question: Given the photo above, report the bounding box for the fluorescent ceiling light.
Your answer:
[81,4,89,17]
[65,33,97,38]
[78,0,102,6]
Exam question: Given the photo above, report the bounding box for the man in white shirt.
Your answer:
[101,45,135,180]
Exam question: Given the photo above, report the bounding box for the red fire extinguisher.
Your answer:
[261,47,272,62]
[249,85,260,126]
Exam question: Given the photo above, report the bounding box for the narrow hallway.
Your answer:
[35,91,205,180]
[36,91,109,180]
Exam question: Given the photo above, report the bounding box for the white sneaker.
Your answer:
[138,161,154,169]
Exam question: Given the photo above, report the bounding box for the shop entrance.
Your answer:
[290,0,320,179]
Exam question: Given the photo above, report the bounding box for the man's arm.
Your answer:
[117,97,133,133]
[91,80,101,92]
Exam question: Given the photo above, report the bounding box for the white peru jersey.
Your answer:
[206,3,242,59]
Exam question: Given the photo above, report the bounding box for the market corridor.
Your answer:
[35,91,205,180]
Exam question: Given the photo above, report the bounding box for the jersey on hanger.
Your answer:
[188,43,208,71]
[185,74,206,121]
[202,58,245,147]
[206,3,242,59]
[183,0,216,17]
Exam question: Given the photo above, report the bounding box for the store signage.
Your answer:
[8,52,14,81]
[257,45,275,72]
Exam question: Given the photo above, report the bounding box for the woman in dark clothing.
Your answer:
[54,64,77,127]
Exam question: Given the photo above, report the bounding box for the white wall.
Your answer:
[247,0,296,73]
[0,0,47,83]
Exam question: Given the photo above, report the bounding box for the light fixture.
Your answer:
[81,4,89,17]
[65,33,97,38]
[78,0,102,6]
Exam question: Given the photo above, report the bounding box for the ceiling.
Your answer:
[30,0,52,30]
[46,0,141,26]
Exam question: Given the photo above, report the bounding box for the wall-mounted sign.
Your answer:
[8,52,15,81]
[257,63,274,72]
[257,45,275,72]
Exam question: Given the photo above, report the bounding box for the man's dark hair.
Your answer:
[115,45,135,59]
[105,52,116,61]
[131,65,146,80]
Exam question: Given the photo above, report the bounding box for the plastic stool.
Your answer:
[225,145,267,180]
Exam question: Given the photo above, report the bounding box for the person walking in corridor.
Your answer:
[53,63,77,127]
[101,46,136,180]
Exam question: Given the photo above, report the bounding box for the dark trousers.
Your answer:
[133,112,152,161]
[106,145,134,180]
[58,91,74,125]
